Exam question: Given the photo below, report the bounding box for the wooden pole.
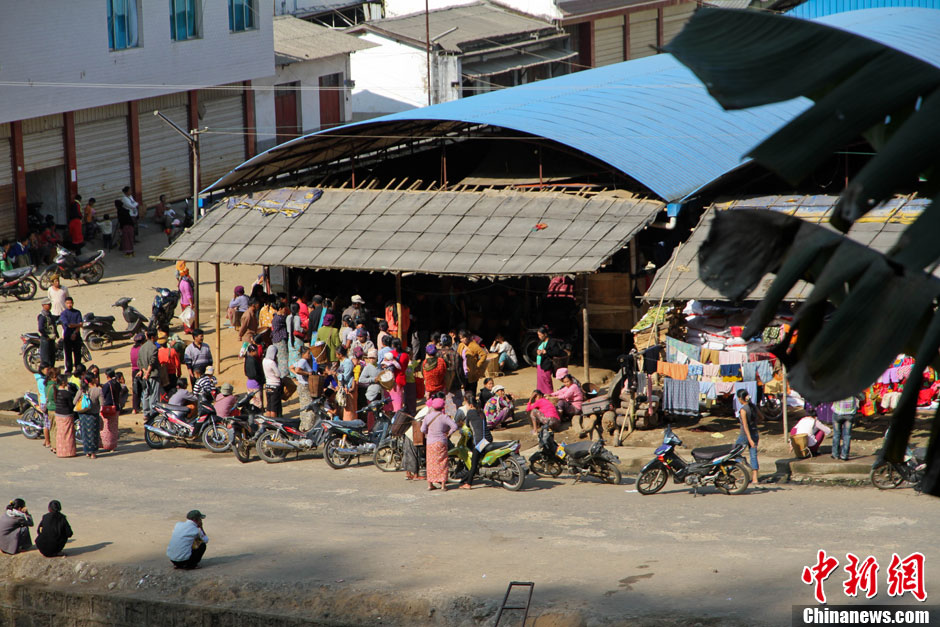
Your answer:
[582,277,590,384]
[782,364,789,442]
[214,263,221,371]
[395,272,403,341]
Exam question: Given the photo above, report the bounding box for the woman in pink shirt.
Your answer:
[420,397,458,491]
[526,389,561,434]
[550,368,583,420]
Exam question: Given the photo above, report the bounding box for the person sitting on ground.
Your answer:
[0,498,33,555]
[479,377,496,408]
[791,413,832,457]
[193,366,217,399]
[549,368,583,421]
[227,286,249,328]
[213,383,238,418]
[483,385,514,430]
[168,379,198,420]
[166,510,209,570]
[35,500,73,557]
[489,333,518,372]
[527,389,561,434]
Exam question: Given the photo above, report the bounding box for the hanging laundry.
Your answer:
[715,381,735,395]
[642,345,662,375]
[755,360,774,384]
[666,337,701,364]
[702,363,720,379]
[687,364,704,378]
[719,364,742,378]
[719,351,747,366]
[663,379,701,416]
[657,361,689,380]
[699,380,717,400]
[742,362,759,382]
[701,348,721,365]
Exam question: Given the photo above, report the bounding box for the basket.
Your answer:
[310,343,329,365]
[378,369,396,391]
[390,411,414,437]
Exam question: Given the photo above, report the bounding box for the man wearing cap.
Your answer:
[37,298,58,369]
[214,383,237,418]
[59,297,85,372]
[342,295,368,327]
[166,510,209,570]
[183,330,213,384]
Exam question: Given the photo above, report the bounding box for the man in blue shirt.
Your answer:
[58,297,85,373]
[166,510,208,569]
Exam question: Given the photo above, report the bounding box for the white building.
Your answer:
[0,0,273,239]
[348,2,574,120]
[253,16,377,153]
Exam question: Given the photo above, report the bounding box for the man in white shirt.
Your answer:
[488,333,518,371]
[121,186,140,240]
[166,509,209,569]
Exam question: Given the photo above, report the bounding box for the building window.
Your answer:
[108,0,140,51]
[229,0,256,32]
[170,0,201,41]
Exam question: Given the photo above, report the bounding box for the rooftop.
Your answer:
[274,15,377,64]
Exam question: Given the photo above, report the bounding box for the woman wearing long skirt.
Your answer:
[53,375,77,458]
[99,370,121,451]
[35,500,72,557]
[420,398,458,491]
[117,199,134,257]
[535,326,555,395]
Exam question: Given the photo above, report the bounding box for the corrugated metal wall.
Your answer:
[788,0,940,19]
[594,16,625,67]
[198,87,245,188]
[23,114,65,172]
[629,9,659,59]
[663,3,696,44]
[0,124,15,240]
[75,104,131,204]
[138,93,192,207]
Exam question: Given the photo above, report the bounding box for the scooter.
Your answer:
[448,425,527,491]
[81,297,149,349]
[253,400,334,464]
[321,399,393,469]
[20,333,92,374]
[38,245,105,288]
[636,427,750,495]
[871,429,927,490]
[143,392,232,453]
[373,409,418,472]
[17,392,46,439]
[149,287,181,332]
[0,266,38,301]
[528,426,621,484]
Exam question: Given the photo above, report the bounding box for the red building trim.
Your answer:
[11,121,27,238]
[243,80,256,158]
[64,112,78,201]
[188,90,200,192]
[128,100,142,203]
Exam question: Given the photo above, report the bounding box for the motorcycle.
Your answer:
[149,287,181,332]
[528,426,621,484]
[636,427,750,495]
[448,425,527,491]
[38,245,105,288]
[373,408,419,472]
[321,399,394,469]
[871,446,927,490]
[81,297,149,350]
[0,266,38,301]
[253,399,336,464]
[20,333,92,373]
[16,392,46,439]
[143,392,232,453]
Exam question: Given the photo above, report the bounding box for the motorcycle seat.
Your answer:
[562,441,593,458]
[276,417,302,429]
[483,440,516,453]
[88,315,115,323]
[156,402,193,414]
[1,267,32,280]
[330,419,366,429]
[691,444,735,462]
[75,252,100,265]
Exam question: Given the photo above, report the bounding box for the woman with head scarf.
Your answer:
[227,286,248,327]
[316,313,341,363]
[0,499,33,554]
[177,261,195,330]
[263,345,282,417]
[35,500,72,557]
[388,338,408,412]
[419,397,458,491]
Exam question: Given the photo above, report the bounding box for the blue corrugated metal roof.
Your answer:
[206,54,811,202]
[814,7,940,69]
[787,0,940,20]
[206,7,939,201]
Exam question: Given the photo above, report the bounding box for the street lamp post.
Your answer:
[153,110,203,330]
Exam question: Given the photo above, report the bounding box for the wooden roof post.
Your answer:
[214,263,221,372]
[583,275,590,384]
[396,272,403,344]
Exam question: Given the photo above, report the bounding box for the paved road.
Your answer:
[0,425,936,626]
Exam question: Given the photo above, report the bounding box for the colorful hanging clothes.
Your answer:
[719,364,742,378]
[719,351,747,366]
[699,380,717,400]
[657,361,689,380]
[702,363,720,379]
[663,379,700,416]
[701,348,721,365]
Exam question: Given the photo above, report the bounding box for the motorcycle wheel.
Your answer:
[83,262,104,285]
[85,333,107,351]
[529,452,563,478]
[759,394,782,420]
[144,419,170,449]
[374,440,402,472]
[870,462,904,490]
[23,346,42,374]
[636,467,668,495]
[256,431,289,463]
[715,462,750,495]
[38,271,56,290]
[448,456,468,482]
[81,345,92,362]
[15,278,38,301]
[323,436,352,469]
[596,461,622,485]
[521,332,539,368]
[232,434,252,463]
[20,409,42,439]
[201,423,233,453]
[499,457,526,491]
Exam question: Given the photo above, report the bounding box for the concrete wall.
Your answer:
[0,0,273,124]
[254,55,353,152]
